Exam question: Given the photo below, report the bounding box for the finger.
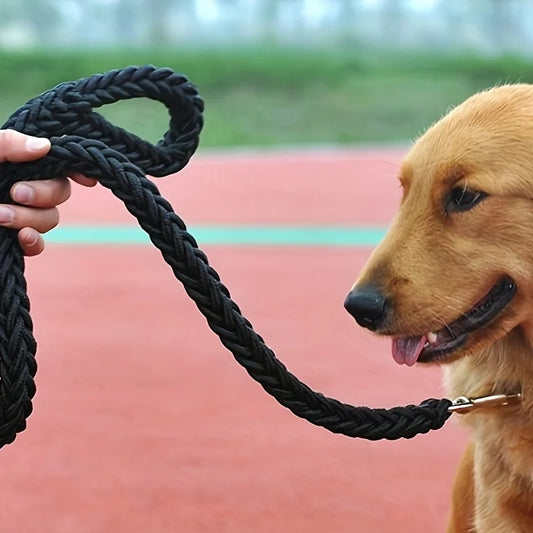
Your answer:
[0,130,50,163]
[17,227,45,257]
[0,205,59,233]
[69,172,98,187]
[10,178,71,208]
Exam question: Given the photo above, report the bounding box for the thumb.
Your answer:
[0,130,51,163]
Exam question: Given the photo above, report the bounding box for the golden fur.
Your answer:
[351,85,533,532]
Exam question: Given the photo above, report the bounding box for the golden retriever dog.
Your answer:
[343,84,533,532]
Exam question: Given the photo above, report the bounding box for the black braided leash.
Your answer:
[0,65,452,448]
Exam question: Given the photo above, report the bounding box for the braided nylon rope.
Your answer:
[0,65,452,447]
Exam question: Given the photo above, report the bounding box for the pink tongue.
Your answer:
[392,336,427,367]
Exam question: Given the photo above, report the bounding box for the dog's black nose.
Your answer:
[344,285,388,331]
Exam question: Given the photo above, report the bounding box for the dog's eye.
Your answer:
[447,187,487,213]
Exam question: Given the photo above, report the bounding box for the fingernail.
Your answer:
[12,184,34,204]
[24,230,39,246]
[0,206,14,223]
[25,137,50,152]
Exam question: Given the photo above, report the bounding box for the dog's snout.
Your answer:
[344,285,388,331]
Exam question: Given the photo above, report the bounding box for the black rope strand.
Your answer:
[0,65,452,447]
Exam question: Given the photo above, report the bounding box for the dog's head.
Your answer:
[345,84,533,366]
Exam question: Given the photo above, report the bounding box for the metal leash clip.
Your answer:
[448,392,522,414]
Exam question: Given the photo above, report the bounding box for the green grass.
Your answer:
[1,47,533,148]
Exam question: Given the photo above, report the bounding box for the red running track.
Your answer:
[0,148,467,532]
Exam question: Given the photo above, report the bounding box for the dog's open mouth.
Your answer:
[391,277,517,366]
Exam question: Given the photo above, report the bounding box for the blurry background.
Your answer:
[0,2,531,532]
[1,0,533,148]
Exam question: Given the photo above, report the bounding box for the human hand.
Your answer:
[0,130,97,256]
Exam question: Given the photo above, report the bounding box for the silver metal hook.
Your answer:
[448,393,522,414]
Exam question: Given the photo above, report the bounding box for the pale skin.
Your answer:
[0,129,97,256]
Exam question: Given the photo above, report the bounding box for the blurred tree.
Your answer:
[486,0,521,51]
[148,0,171,45]
[260,0,285,43]
[380,0,405,44]
[339,0,362,44]
[145,0,192,46]
[19,0,61,45]
[111,0,140,46]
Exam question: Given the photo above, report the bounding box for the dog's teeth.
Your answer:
[427,332,438,344]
